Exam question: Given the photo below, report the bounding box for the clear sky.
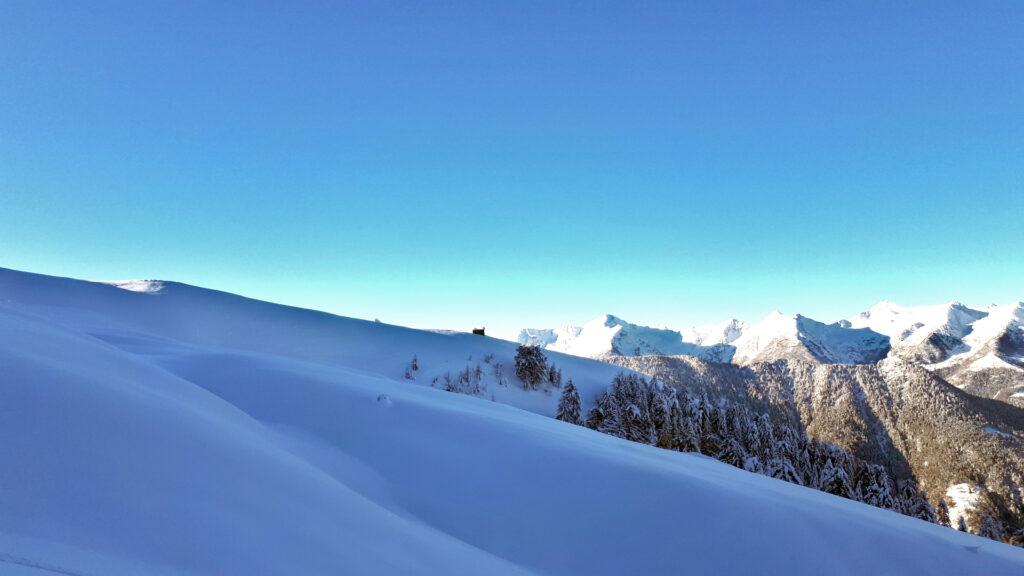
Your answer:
[2,1,1022,339]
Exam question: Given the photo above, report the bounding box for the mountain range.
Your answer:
[519,301,1024,407]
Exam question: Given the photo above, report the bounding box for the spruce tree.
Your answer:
[936,498,951,527]
[717,437,749,469]
[818,458,854,498]
[551,366,562,387]
[765,457,803,485]
[897,480,935,522]
[555,380,583,425]
[649,381,677,448]
[514,344,548,389]
[979,515,1006,541]
[586,391,613,431]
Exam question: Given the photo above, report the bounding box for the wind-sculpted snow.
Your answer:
[1,267,1022,575]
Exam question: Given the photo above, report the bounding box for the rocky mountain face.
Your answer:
[849,301,1024,408]
[931,303,1024,408]
[603,354,1024,542]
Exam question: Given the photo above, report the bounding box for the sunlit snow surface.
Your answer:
[1,267,1022,576]
[106,279,166,294]
[946,484,983,530]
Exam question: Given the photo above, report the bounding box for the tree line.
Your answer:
[557,370,938,523]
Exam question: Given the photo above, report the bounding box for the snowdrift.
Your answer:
[0,267,1021,575]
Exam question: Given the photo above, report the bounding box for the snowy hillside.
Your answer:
[1,267,1022,575]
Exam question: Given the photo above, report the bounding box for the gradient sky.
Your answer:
[2,1,1022,339]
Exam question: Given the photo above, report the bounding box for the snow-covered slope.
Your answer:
[519,314,735,362]
[730,311,891,365]
[1,267,1022,575]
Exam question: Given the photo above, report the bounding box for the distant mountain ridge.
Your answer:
[518,300,1024,407]
[519,310,892,366]
[517,314,735,362]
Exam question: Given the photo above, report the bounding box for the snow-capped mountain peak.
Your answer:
[844,299,1024,400]
[520,311,890,366]
[519,314,737,362]
[726,311,890,365]
[932,301,1024,373]
[851,300,986,347]
[517,299,1023,397]
[682,318,748,346]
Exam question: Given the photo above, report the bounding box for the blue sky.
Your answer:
[2,1,1022,338]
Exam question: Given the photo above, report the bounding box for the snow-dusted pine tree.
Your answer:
[765,458,803,485]
[586,391,615,433]
[818,458,853,498]
[717,437,749,469]
[493,362,508,387]
[555,380,582,426]
[979,514,1007,541]
[514,345,548,390]
[936,498,951,527]
[897,480,935,522]
[547,365,563,387]
[857,464,897,511]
